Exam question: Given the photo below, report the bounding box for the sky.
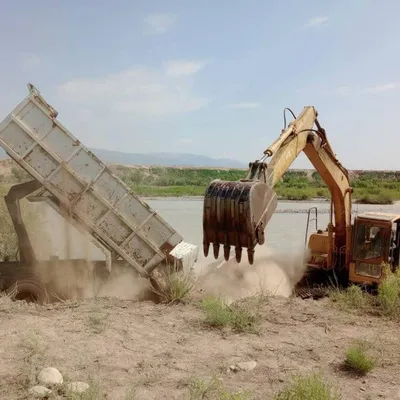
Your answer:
[0,0,399,170]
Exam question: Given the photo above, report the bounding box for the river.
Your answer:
[36,198,400,264]
[146,198,400,264]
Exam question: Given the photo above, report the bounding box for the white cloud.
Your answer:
[226,102,261,109]
[57,62,209,117]
[164,60,207,77]
[334,82,400,96]
[361,82,400,93]
[304,16,328,28]
[143,13,176,34]
[19,53,41,70]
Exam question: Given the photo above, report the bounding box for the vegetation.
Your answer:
[1,160,399,203]
[150,264,196,304]
[109,165,400,203]
[274,373,341,400]
[188,376,253,400]
[330,264,400,319]
[200,297,261,333]
[344,341,375,375]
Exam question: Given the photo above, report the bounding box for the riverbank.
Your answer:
[1,159,399,205]
[110,166,400,204]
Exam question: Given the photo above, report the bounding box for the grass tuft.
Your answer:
[330,264,400,319]
[274,373,341,400]
[18,330,48,388]
[376,264,400,316]
[188,375,253,400]
[201,297,233,328]
[344,341,375,375]
[200,297,261,333]
[188,376,222,400]
[151,264,196,304]
[87,307,109,334]
[329,285,371,310]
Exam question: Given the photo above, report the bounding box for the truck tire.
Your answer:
[6,279,49,305]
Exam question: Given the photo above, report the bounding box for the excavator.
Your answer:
[202,106,400,291]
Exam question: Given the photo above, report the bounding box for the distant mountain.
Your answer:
[0,147,246,168]
[91,149,246,168]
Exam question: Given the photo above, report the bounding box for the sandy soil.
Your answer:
[1,294,400,400]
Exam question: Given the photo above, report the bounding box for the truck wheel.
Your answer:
[6,279,49,305]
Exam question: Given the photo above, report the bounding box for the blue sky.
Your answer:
[1,0,399,169]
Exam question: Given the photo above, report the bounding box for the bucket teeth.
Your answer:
[235,247,242,263]
[213,243,220,259]
[223,245,230,261]
[203,241,210,257]
[247,249,255,265]
[256,226,265,245]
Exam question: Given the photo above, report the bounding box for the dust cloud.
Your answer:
[23,200,309,304]
[196,245,310,304]
[25,201,154,302]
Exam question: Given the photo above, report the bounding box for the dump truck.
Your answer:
[203,106,400,292]
[0,84,199,303]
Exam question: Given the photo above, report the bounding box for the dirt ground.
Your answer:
[1,293,400,400]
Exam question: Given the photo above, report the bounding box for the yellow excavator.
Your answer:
[203,106,400,290]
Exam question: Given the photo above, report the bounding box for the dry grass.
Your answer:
[18,330,47,389]
[329,263,400,319]
[86,304,109,334]
[151,264,196,304]
[188,376,253,400]
[274,373,341,400]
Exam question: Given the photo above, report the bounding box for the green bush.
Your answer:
[200,297,260,333]
[274,373,340,400]
[344,341,375,375]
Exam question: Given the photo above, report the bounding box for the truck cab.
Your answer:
[349,212,400,284]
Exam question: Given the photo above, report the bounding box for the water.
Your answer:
[146,198,400,264]
[36,198,400,264]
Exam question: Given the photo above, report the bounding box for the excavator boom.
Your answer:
[203,106,351,266]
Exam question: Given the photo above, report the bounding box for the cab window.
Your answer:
[354,224,386,260]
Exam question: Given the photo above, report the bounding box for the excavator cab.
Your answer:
[349,213,400,284]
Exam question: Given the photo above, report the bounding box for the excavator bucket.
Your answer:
[202,178,277,264]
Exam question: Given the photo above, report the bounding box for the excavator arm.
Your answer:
[203,106,352,266]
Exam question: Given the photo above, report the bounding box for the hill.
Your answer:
[0,147,246,168]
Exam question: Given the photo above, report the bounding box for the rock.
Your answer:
[29,386,52,398]
[228,360,257,372]
[37,367,63,386]
[67,381,90,394]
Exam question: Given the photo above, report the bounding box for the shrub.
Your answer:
[151,265,196,304]
[201,297,233,328]
[274,373,340,400]
[344,341,375,375]
[200,297,261,333]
